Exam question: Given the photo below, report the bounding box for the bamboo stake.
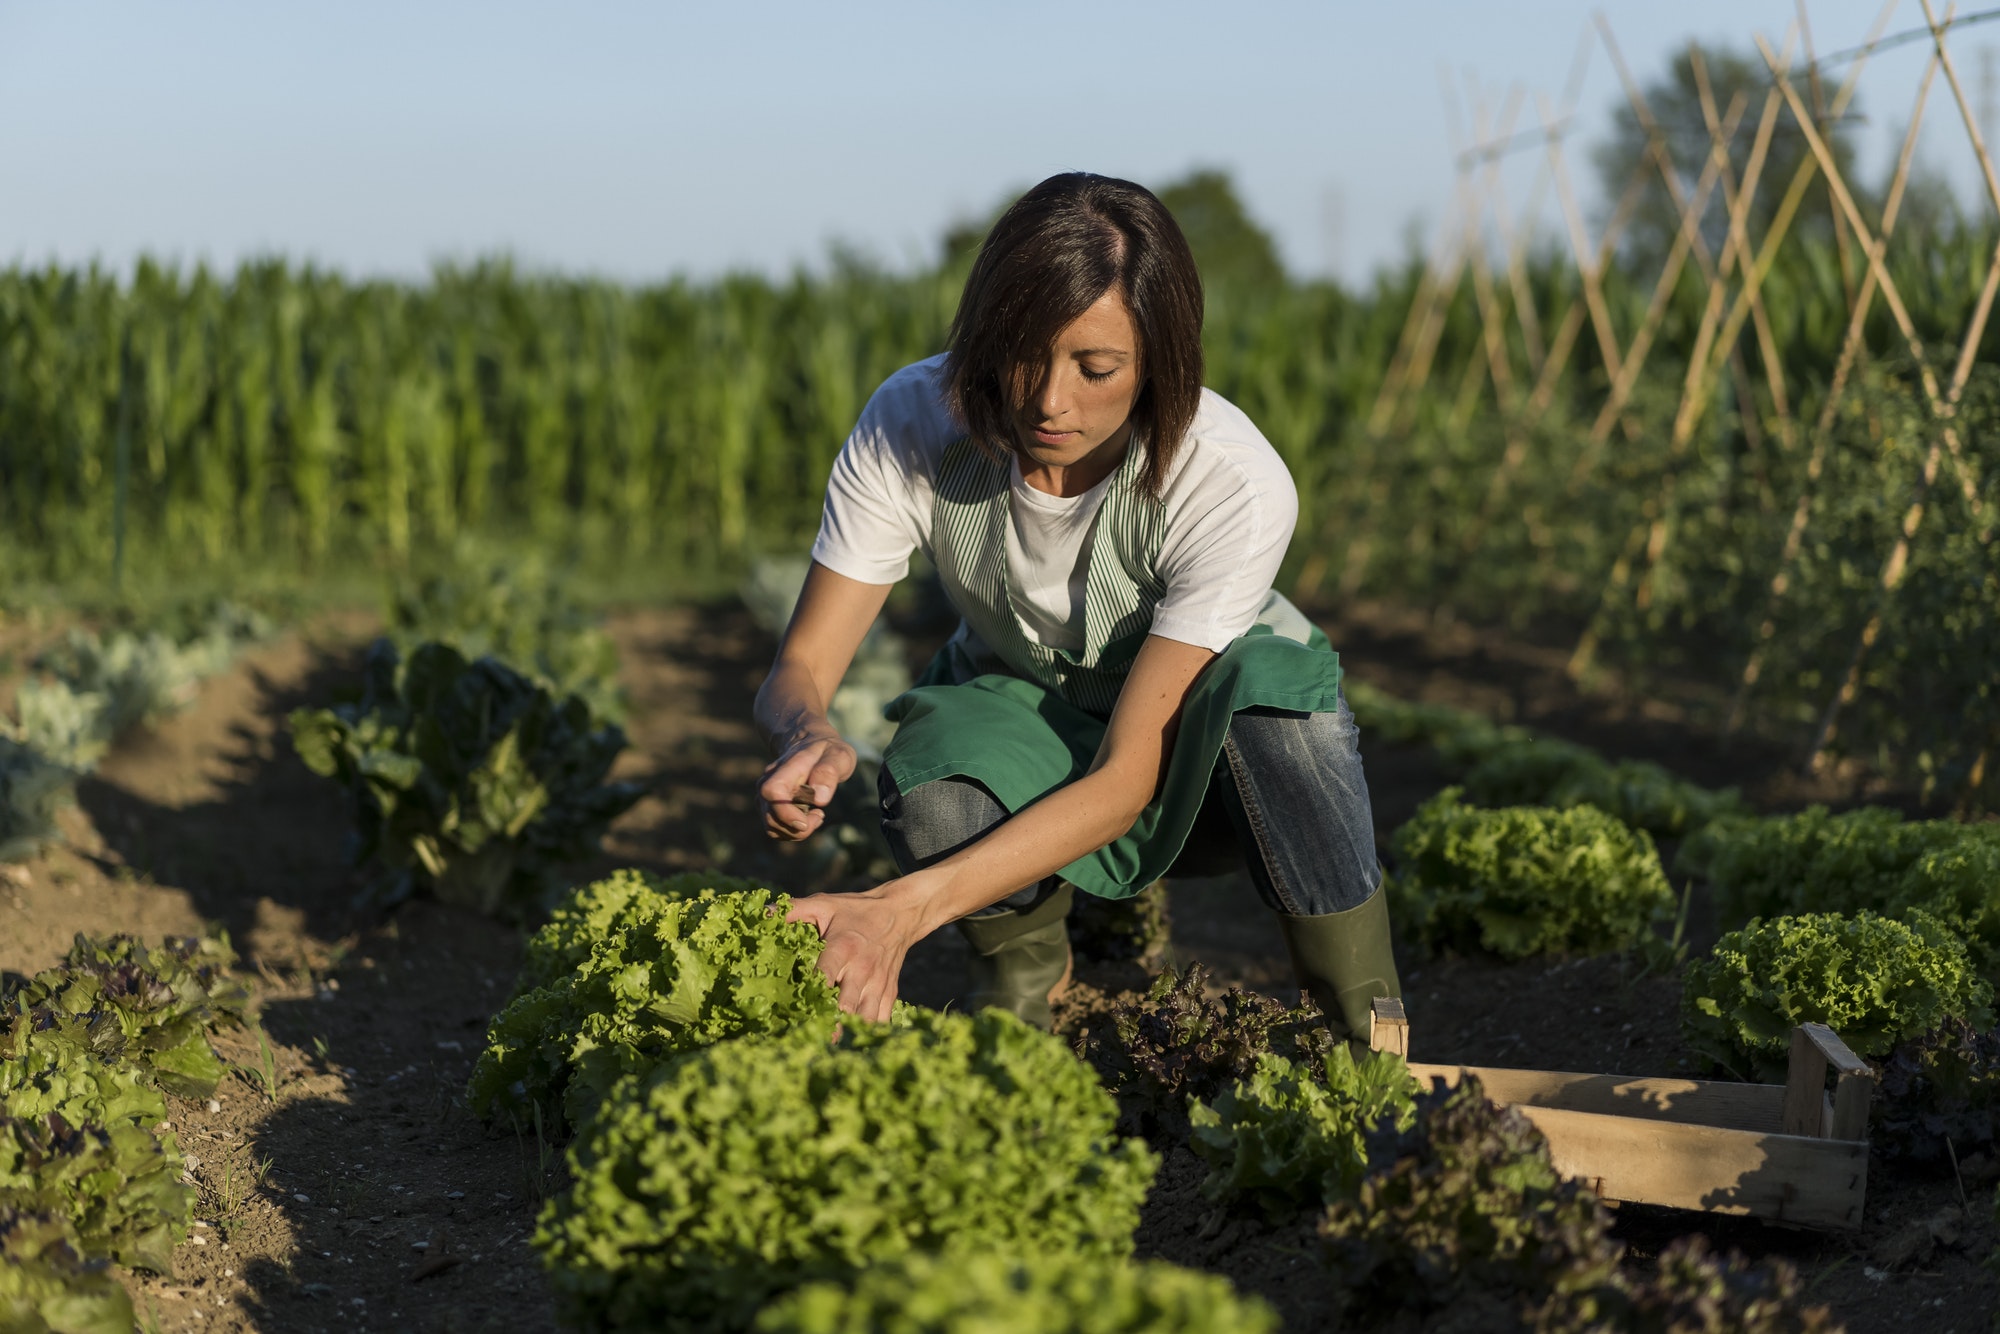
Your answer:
[1798,1,1861,311]
[1458,87,1523,416]
[1758,35,1996,767]
[1585,87,1754,449]
[1692,49,1796,444]
[1726,35,1944,736]
[1567,13,1891,680]
[1476,85,1549,376]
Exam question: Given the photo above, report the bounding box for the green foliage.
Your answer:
[1461,737,1745,838]
[289,639,645,917]
[389,554,623,722]
[1083,962,1331,1136]
[1342,682,1531,766]
[0,1113,186,1275]
[1871,1018,2000,1165]
[0,739,74,866]
[1389,789,1675,959]
[1597,1236,1838,1334]
[751,1251,1277,1334]
[6,935,250,1101]
[1188,1047,1419,1215]
[469,872,838,1129]
[1681,911,1994,1080]
[1156,169,1287,295]
[1320,1077,1622,1326]
[535,1010,1156,1333]
[0,1210,134,1334]
[1068,889,1173,969]
[0,1021,166,1135]
[1679,807,2000,966]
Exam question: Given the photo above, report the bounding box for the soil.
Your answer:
[1,599,1993,1332]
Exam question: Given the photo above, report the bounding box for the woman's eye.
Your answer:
[1080,365,1117,383]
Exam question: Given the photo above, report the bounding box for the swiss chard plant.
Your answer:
[0,1208,135,1334]
[1681,911,1994,1081]
[534,1010,1157,1333]
[1188,1045,1419,1216]
[751,1251,1278,1334]
[7,934,251,1102]
[289,640,646,917]
[389,556,624,723]
[1389,788,1676,960]
[468,872,839,1129]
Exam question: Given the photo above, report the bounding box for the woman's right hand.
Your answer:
[759,730,859,841]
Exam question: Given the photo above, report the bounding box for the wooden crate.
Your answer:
[1367,998,1874,1229]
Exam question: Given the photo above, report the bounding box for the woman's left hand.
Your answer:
[787,886,923,1023]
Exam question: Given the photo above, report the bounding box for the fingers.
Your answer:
[765,804,824,841]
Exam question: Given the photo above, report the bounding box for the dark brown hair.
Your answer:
[944,173,1205,500]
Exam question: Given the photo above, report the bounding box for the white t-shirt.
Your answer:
[809,354,1298,655]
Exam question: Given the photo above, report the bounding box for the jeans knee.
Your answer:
[878,771,1008,870]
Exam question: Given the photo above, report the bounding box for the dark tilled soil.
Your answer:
[1,600,1992,1332]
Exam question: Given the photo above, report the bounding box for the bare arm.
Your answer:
[753,561,894,840]
[788,633,1217,1019]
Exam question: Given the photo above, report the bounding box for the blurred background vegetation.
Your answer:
[0,41,1994,811]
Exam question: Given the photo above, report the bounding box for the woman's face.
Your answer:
[1014,286,1142,473]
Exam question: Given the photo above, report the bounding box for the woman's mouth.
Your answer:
[1032,427,1077,446]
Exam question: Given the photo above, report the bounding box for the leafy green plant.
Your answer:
[1319,1076,1622,1327]
[0,738,74,865]
[468,872,839,1128]
[390,555,623,722]
[1081,962,1331,1137]
[1188,1046,1419,1215]
[6,934,250,1101]
[0,1209,135,1334]
[289,640,646,917]
[0,1112,187,1274]
[0,1018,168,1134]
[1319,1078,1835,1332]
[1681,912,1994,1080]
[1068,889,1173,969]
[1460,737,1745,839]
[1680,807,2000,975]
[1867,1018,2000,1164]
[751,1251,1278,1334]
[534,1010,1157,1333]
[1595,1236,1838,1334]
[1389,788,1676,959]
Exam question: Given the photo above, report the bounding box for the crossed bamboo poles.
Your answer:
[1366,1,1995,780]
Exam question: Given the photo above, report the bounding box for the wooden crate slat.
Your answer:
[1405,1062,1786,1134]
[1518,1104,1868,1229]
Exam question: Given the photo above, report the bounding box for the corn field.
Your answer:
[3,33,1999,809]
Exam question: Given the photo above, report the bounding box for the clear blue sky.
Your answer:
[0,1,1982,286]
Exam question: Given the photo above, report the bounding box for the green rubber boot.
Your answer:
[1277,884,1402,1051]
[955,881,1075,1032]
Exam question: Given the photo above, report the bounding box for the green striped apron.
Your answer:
[882,436,1344,899]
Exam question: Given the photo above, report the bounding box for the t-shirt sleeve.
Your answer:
[808,372,936,585]
[1147,445,1299,652]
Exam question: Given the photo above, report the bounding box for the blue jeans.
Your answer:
[877,696,1382,918]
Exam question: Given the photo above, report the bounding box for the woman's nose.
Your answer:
[1036,363,1070,422]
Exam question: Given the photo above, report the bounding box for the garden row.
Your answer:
[459,867,1836,1333]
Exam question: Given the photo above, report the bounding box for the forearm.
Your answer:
[753,657,839,753]
[885,768,1148,936]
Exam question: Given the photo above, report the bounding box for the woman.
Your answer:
[754,172,1399,1042]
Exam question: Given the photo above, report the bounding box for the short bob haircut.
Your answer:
[944,173,1204,500]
